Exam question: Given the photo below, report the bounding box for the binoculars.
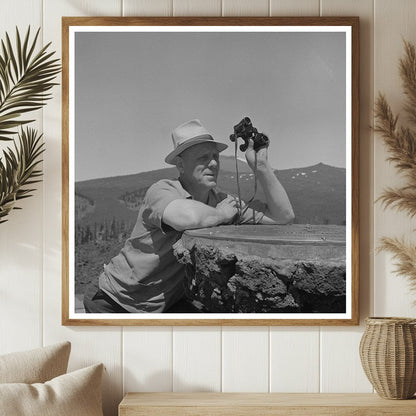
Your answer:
[229,117,269,152]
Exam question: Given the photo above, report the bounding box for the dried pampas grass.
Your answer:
[375,40,416,295]
[378,237,416,293]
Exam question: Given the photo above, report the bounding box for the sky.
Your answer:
[74,29,346,182]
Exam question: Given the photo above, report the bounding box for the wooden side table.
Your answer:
[119,392,416,415]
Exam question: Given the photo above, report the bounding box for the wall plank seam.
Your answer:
[220,326,223,391]
[319,328,322,392]
[319,0,323,393]
[371,0,375,394]
[372,0,376,333]
[119,0,125,401]
[268,327,271,393]
[171,327,174,392]
[41,0,45,350]
[121,329,125,396]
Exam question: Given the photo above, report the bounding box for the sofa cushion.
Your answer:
[0,363,104,416]
[0,341,71,384]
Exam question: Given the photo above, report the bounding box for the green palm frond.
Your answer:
[0,127,44,223]
[0,27,61,141]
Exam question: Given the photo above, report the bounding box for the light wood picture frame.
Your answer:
[62,16,359,326]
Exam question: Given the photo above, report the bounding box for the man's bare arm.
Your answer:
[255,164,295,224]
[245,140,295,225]
[163,196,238,231]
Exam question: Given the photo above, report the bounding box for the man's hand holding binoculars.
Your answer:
[229,116,294,225]
[245,137,269,173]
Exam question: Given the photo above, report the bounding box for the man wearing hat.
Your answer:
[83,119,294,313]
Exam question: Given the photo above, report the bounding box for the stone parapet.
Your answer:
[174,224,346,313]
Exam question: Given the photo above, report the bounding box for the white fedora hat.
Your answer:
[165,119,228,165]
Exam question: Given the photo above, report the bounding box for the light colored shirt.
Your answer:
[99,179,265,313]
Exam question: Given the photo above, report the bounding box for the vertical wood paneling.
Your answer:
[222,0,269,16]
[123,0,173,16]
[173,327,221,391]
[2,0,416,408]
[320,328,373,392]
[42,2,124,415]
[0,0,43,355]
[222,327,269,392]
[124,328,173,393]
[270,327,320,392]
[270,0,320,16]
[320,0,375,393]
[173,0,222,16]
[0,0,41,34]
[374,0,416,317]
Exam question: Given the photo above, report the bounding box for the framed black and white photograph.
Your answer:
[62,17,359,326]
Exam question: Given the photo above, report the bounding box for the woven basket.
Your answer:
[359,317,416,399]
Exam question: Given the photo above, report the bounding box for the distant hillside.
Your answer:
[75,193,95,220]
[217,160,345,225]
[277,163,345,225]
[75,166,178,229]
[75,157,346,231]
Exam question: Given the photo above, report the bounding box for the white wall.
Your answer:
[1,1,416,415]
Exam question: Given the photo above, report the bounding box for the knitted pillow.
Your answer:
[0,342,71,384]
[0,363,104,416]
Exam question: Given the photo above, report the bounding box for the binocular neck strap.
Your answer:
[233,139,258,223]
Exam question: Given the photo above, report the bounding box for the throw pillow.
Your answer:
[0,341,71,384]
[0,363,104,416]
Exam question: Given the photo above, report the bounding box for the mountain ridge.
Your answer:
[75,157,346,228]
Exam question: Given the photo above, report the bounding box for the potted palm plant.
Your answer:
[0,27,60,223]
